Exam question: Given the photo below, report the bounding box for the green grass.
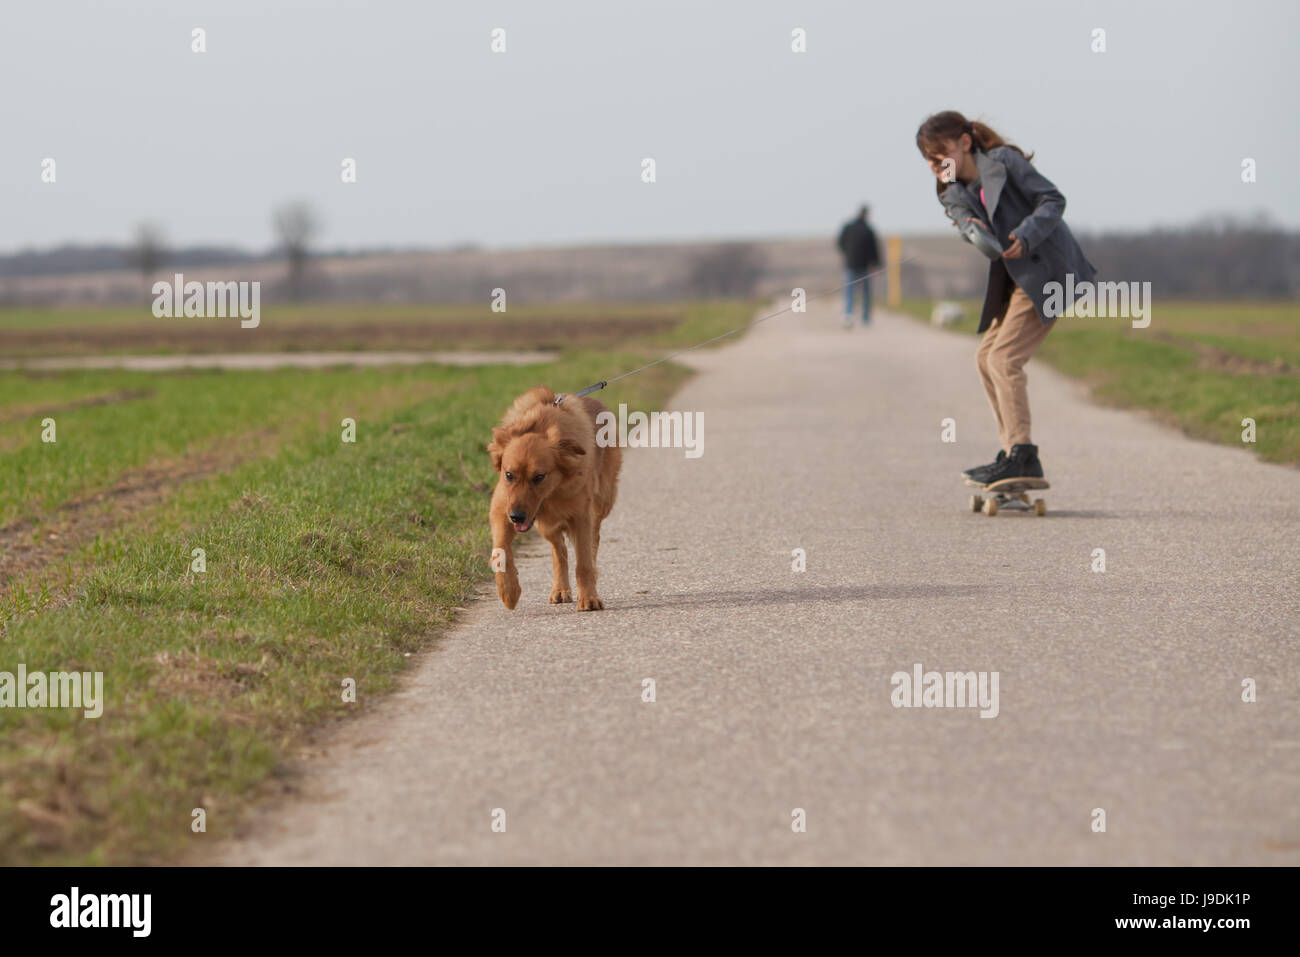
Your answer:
[0,301,756,527]
[0,299,758,864]
[0,366,453,526]
[896,298,1300,465]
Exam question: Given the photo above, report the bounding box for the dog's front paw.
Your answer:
[549,586,573,604]
[497,573,521,610]
[576,593,604,611]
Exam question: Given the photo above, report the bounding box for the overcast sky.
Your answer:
[3,0,1297,253]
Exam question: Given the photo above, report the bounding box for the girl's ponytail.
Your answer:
[967,120,1029,159]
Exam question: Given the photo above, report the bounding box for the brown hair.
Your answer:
[915,111,1032,196]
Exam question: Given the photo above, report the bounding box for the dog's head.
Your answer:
[488,415,586,533]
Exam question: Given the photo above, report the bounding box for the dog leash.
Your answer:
[553,257,913,406]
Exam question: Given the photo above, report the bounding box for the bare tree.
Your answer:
[128,222,166,283]
[273,201,320,300]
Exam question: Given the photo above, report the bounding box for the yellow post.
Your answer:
[887,236,903,308]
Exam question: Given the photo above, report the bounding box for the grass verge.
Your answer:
[895,298,1300,465]
[0,299,758,864]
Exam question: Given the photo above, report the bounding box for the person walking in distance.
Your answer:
[836,205,881,329]
[915,111,1096,485]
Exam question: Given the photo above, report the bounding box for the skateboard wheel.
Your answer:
[970,494,983,513]
[1033,498,1046,517]
[983,497,998,516]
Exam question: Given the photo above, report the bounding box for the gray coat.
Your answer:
[939,146,1096,332]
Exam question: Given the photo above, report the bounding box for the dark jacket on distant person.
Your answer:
[837,216,881,271]
[939,146,1096,333]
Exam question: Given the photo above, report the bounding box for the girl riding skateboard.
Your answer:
[915,111,1096,485]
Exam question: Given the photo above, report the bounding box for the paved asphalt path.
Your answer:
[219,302,1300,865]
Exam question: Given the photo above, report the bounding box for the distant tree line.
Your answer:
[2,213,1296,302]
[3,202,325,302]
[0,243,265,279]
[1078,214,1299,298]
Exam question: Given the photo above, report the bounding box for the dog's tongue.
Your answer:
[512,520,531,532]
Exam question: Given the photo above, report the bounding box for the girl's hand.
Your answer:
[1003,235,1026,259]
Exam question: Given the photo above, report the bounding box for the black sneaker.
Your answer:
[979,443,1044,484]
[963,449,1006,482]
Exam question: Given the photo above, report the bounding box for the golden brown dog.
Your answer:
[487,386,622,611]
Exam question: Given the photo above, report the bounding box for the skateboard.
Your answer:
[966,477,1049,517]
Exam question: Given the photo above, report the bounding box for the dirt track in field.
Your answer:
[0,351,559,372]
[0,316,675,359]
[0,435,275,597]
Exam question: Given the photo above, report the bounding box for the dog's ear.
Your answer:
[553,437,586,473]
[487,427,509,472]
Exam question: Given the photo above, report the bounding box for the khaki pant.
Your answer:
[975,287,1053,450]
